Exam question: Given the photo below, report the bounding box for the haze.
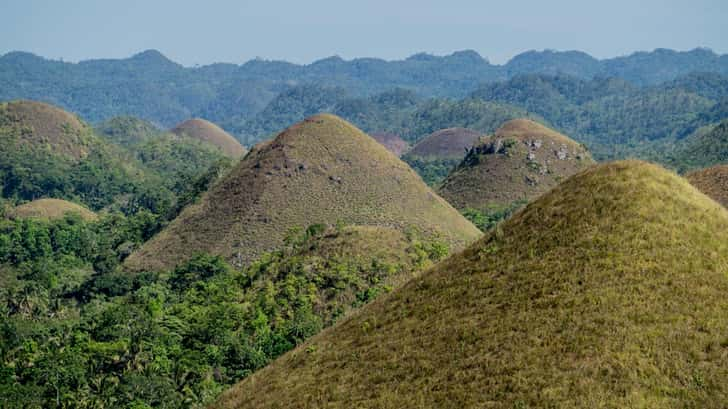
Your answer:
[2,0,727,65]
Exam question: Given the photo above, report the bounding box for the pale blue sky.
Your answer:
[1,0,727,65]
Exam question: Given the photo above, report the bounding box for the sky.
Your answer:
[1,0,727,66]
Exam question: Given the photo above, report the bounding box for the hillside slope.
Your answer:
[369,132,410,156]
[407,127,482,160]
[687,164,728,207]
[125,114,480,271]
[439,119,594,210]
[213,160,728,408]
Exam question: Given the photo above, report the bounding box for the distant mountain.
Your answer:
[2,47,727,137]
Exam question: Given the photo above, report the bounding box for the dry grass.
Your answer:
[369,132,410,157]
[171,118,247,158]
[686,165,728,208]
[212,160,728,409]
[0,100,94,160]
[408,127,482,160]
[439,118,595,210]
[126,114,481,271]
[9,198,98,221]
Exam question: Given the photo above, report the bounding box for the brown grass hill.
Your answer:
[124,114,480,271]
[687,164,728,207]
[171,118,247,158]
[212,160,728,409]
[9,198,98,221]
[369,132,411,156]
[407,127,482,160]
[439,119,594,211]
[0,100,94,160]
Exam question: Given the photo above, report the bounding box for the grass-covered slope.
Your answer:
[213,160,728,408]
[8,198,97,221]
[125,114,480,271]
[171,118,247,158]
[687,164,728,207]
[439,119,594,210]
[0,100,94,160]
[369,132,410,156]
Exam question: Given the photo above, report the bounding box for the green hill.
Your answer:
[213,160,728,408]
[0,100,169,212]
[125,114,480,271]
[687,164,728,207]
[171,118,247,158]
[8,198,97,221]
[439,119,594,216]
[95,116,164,146]
[673,120,728,171]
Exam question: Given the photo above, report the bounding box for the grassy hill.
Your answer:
[369,132,410,156]
[171,118,247,158]
[8,198,97,221]
[213,160,728,408]
[0,100,170,212]
[439,119,594,216]
[687,164,728,207]
[407,127,482,160]
[125,114,480,271]
[0,100,94,160]
[95,116,164,146]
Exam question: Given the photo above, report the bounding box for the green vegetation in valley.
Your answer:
[0,219,448,408]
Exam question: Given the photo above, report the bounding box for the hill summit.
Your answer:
[8,198,97,221]
[0,100,94,160]
[439,119,594,210]
[213,160,728,408]
[125,114,480,271]
[687,164,728,207]
[171,118,247,157]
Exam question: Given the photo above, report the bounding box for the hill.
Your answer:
[0,100,172,212]
[673,120,728,171]
[213,160,728,408]
[407,127,482,160]
[171,118,247,157]
[96,116,164,146]
[8,198,97,221]
[125,114,480,271]
[369,132,410,156]
[0,100,94,160]
[439,119,594,214]
[686,164,728,207]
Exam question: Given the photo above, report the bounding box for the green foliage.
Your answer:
[462,200,528,231]
[0,222,448,407]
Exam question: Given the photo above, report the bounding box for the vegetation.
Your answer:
[461,200,528,231]
[125,114,480,271]
[214,161,728,408]
[0,218,448,408]
[8,198,97,222]
[671,120,728,171]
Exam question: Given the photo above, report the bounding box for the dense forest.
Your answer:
[2,47,728,151]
